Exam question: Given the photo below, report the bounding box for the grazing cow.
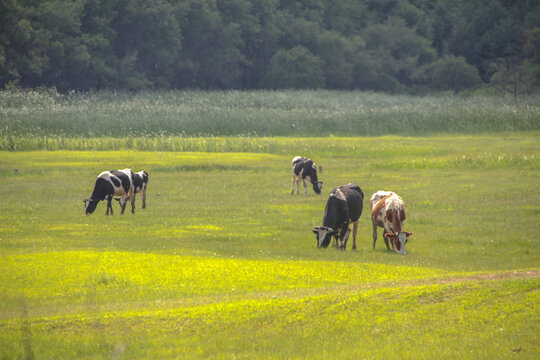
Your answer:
[83,169,135,215]
[370,191,413,254]
[116,170,149,209]
[312,183,364,250]
[291,156,322,195]
[134,171,149,209]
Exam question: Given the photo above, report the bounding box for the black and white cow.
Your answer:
[116,170,149,209]
[291,156,322,195]
[83,169,135,215]
[312,183,364,250]
[134,171,149,209]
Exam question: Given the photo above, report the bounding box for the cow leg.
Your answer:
[130,194,135,214]
[341,228,350,250]
[120,196,126,214]
[129,188,135,214]
[302,179,307,195]
[106,195,113,215]
[372,223,378,249]
[141,189,146,209]
[292,177,301,195]
[351,220,359,250]
[383,234,391,251]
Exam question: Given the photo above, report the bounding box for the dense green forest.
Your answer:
[1,0,539,93]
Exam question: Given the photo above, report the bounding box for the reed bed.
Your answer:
[1,89,538,143]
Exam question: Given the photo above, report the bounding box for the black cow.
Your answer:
[83,169,135,215]
[116,170,149,209]
[312,183,364,250]
[291,156,322,195]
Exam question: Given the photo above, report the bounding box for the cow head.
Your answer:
[312,226,337,248]
[385,231,413,254]
[309,163,322,194]
[83,199,98,215]
[312,181,323,194]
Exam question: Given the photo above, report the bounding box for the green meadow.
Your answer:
[0,132,539,359]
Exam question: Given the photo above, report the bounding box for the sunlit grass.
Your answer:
[0,250,448,316]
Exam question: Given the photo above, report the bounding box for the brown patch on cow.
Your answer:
[385,209,394,223]
[393,237,401,251]
[371,193,394,221]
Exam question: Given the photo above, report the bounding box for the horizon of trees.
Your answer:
[1,0,539,94]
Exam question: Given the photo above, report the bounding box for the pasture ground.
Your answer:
[0,133,539,359]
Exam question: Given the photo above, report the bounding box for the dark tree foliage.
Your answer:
[0,0,538,92]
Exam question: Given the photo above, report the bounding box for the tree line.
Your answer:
[1,0,539,94]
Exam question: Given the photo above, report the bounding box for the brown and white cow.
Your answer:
[370,191,413,254]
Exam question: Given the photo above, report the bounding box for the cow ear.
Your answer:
[330,229,339,235]
[405,232,414,237]
[385,233,396,238]
[312,227,320,234]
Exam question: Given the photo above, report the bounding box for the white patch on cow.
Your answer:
[99,170,130,197]
[370,190,393,209]
[334,188,346,201]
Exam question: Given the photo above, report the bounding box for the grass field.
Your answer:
[0,133,539,359]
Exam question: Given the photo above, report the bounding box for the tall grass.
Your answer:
[1,89,538,140]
